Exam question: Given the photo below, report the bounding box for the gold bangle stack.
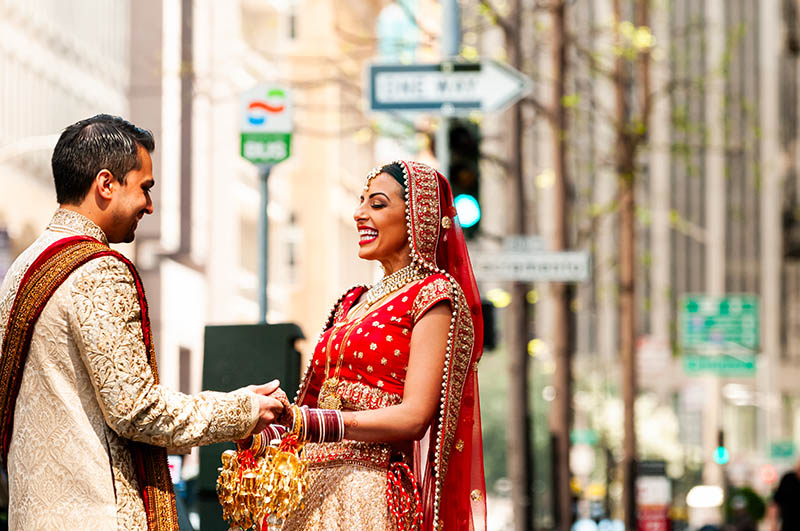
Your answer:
[249,432,266,457]
[290,404,304,440]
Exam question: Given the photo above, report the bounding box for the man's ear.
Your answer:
[95,169,115,201]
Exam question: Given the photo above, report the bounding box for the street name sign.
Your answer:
[570,429,599,446]
[240,85,292,164]
[679,294,759,353]
[472,250,590,282]
[683,354,756,376]
[367,59,532,113]
[770,441,796,460]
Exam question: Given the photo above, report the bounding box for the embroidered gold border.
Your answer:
[405,161,441,265]
[0,240,109,458]
[0,239,179,531]
[303,440,392,471]
[335,379,402,411]
[434,287,474,484]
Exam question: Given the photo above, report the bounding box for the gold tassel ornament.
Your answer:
[216,434,308,530]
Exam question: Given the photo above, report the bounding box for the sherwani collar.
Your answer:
[47,209,108,246]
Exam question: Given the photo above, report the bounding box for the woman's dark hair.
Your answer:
[380,162,407,195]
[51,114,155,205]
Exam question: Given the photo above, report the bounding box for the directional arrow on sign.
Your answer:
[368,59,532,114]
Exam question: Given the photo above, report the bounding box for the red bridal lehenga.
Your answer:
[282,161,487,531]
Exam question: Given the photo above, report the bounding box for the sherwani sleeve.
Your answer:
[67,256,260,447]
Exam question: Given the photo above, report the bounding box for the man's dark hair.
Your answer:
[51,114,155,205]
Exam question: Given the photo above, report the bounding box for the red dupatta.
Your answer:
[0,235,179,530]
[399,160,486,531]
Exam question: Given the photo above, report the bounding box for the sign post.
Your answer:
[240,85,292,322]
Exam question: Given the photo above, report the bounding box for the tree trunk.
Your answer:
[614,0,648,528]
[550,2,572,530]
[505,0,533,528]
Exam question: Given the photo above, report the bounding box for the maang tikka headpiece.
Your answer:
[363,166,382,191]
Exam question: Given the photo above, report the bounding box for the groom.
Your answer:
[0,114,285,530]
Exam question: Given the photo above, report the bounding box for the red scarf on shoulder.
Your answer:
[0,236,178,530]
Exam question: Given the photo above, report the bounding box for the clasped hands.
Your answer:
[244,380,293,438]
[239,381,346,448]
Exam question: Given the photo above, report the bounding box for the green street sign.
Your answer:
[683,354,756,375]
[770,441,796,460]
[570,429,599,445]
[240,85,292,164]
[240,132,291,164]
[679,294,759,352]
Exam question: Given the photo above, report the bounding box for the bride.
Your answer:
[252,161,485,530]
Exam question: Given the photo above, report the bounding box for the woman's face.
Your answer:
[353,172,410,269]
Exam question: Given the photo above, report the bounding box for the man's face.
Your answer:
[107,146,154,243]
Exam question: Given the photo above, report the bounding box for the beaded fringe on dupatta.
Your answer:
[0,236,179,530]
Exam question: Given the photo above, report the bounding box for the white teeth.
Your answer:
[359,228,378,239]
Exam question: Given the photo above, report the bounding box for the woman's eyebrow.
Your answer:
[369,192,390,200]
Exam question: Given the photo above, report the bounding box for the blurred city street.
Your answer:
[2,0,800,530]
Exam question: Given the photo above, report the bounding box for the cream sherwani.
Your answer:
[0,209,259,530]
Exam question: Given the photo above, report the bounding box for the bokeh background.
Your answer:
[3,1,800,530]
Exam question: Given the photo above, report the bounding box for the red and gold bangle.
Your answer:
[263,424,287,444]
[302,406,344,443]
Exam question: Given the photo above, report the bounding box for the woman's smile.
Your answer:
[358,226,378,246]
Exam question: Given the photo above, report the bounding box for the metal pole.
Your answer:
[441,0,460,57]
[258,164,272,323]
[437,0,460,176]
[703,0,725,490]
[436,122,449,177]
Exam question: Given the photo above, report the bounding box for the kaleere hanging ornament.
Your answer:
[216,433,308,530]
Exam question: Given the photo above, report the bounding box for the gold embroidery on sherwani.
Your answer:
[0,238,180,530]
[0,239,109,456]
[0,209,259,530]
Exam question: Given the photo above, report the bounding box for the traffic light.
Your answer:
[448,119,481,238]
[481,300,497,351]
[713,429,730,465]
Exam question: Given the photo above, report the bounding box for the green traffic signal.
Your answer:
[454,194,481,228]
[713,445,730,465]
[448,120,481,238]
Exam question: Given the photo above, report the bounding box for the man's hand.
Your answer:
[251,394,286,435]
[240,380,287,435]
[246,380,281,396]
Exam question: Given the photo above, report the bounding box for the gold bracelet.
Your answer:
[250,432,265,456]
[291,404,303,438]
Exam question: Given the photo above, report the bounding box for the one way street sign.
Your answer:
[368,59,532,114]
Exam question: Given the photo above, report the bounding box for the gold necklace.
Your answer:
[363,265,422,306]
[318,266,423,409]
